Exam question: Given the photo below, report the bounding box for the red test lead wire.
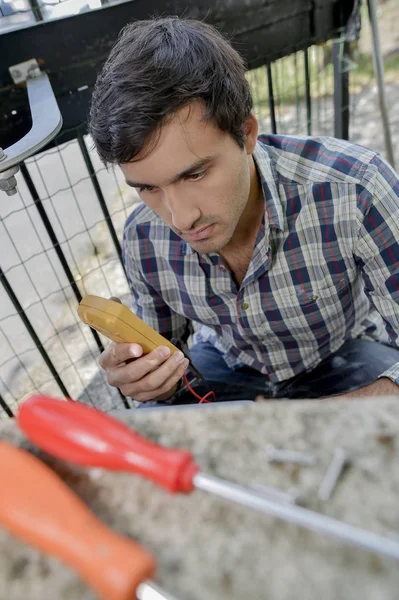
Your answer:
[182,374,215,403]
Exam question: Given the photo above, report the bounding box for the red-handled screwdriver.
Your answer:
[0,440,178,600]
[18,394,399,562]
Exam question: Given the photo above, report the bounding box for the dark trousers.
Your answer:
[158,339,399,406]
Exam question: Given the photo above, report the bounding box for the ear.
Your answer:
[243,113,259,155]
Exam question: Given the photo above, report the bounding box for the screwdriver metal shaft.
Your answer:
[194,472,399,560]
[138,581,179,600]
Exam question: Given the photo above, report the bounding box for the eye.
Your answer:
[185,171,205,182]
[138,185,158,193]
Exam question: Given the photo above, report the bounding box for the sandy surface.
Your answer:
[1,397,399,600]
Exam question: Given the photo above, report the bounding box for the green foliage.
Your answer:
[247,42,399,118]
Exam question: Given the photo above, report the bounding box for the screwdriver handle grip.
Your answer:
[18,395,199,493]
[0,441,156,600]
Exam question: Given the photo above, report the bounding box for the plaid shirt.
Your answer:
[123,135,399,384]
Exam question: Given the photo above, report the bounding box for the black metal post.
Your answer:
[77,135,126,275]
[332,39,350,140]
[75,139,132,409]
[20,162,105,354]
[304,49,312,136]
[0,392,14,418]
[367,0,395,168]
[27,0,44,22]
[266,64,278,134]
[0,267,70,398]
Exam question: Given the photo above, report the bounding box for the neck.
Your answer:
[230,155,263,248]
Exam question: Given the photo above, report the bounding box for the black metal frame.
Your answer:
[332,38,351,140]
[0,391,14,417]
[77,135,125,272]
[0,0,356,149]
[304,49,312,136]
[266,64,277,135]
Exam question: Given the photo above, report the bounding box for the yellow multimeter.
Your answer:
[77,295,179,355]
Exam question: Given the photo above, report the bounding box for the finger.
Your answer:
[98,341,143,369]
[124,359,189,402]
[107,345,178,387]
[136,351,188,392]
[152,360,190,400]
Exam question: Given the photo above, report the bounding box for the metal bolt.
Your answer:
[266,444,316,466]
[10,68,22,81]
[27,65,41,79]
[318,448,348,501]
[0,175,18,196]
[0,165,20,196]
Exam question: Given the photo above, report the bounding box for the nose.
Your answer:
[164,188,200,232]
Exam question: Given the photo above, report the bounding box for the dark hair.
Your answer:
[89,17,253,165]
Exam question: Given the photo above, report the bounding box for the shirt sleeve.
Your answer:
[122,230,190,343]
[354,154,399,351]
[377,361,399,385]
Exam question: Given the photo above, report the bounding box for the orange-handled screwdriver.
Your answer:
[0,441,177,600]
[18,394,399,562]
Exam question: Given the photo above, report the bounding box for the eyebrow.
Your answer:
[125,156,214,189]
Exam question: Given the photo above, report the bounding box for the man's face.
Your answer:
[120,102,258,253]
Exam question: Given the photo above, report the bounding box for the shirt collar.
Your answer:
[253,140,284,233]
[180,139,284,256]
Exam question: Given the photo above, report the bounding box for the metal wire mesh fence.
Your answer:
[1,21,395,418]
[0,132,137,414]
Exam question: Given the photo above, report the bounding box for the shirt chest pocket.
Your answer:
[260,276,352,336]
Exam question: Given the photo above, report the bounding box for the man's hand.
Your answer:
[331,377,399,400]
[98,341,189,401]
[97,297,189,401]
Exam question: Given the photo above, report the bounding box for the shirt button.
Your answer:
[241,302,249,310]
[309,294,319,302]
[219,265,227,271]
[259,338,265,343]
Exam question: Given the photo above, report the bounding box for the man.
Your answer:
[89,17,399,405]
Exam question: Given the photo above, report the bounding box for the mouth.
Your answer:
[184,224,215,242]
